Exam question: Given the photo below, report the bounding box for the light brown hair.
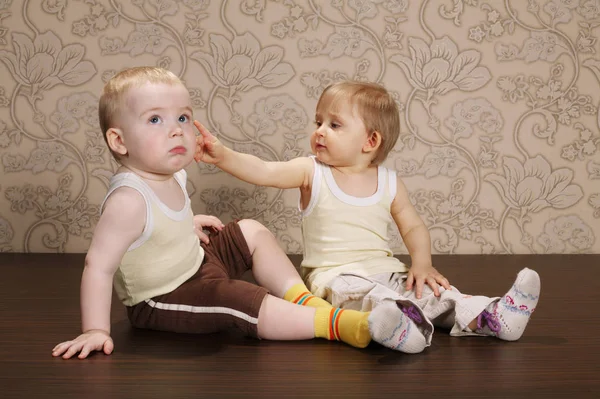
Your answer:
[316,81,400,165]
[98,66,183,159]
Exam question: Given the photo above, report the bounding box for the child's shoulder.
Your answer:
[100,185,146,228]
[96,186,147,243]
[104,185,146,211]
[103,170,148,211]
[288,155,316,174]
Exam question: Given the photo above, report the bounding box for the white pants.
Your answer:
[325,272,498,336]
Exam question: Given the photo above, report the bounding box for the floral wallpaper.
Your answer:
[0,0,599,254]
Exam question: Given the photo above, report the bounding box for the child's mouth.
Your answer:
[170,146,187,154]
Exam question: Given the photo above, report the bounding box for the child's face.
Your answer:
[116,82,196,176]
[311,99,371,167]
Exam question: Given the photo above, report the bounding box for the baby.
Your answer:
[194,80,541,353]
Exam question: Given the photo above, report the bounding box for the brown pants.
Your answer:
[127,222,269,338]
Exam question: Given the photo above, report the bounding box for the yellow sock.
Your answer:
[284,283,332,308]
[314,308,371,348]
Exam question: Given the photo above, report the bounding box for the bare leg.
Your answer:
[257,295,316,340]
[238,219,303,298]
[239,219,315,340]
[238,220,371,347]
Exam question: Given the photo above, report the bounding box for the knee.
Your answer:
[237,219,268,236]
[237,219,273,250]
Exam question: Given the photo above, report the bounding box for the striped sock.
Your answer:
[284,283,332,308]
[314,307,371,348]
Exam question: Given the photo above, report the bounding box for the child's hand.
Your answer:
[193,120,224,164]
[406,264,451,299]
[52,330,113,359]
[193,214,225,244]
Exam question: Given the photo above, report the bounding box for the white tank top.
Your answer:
[300,157,408,297]
[103,170,203,306]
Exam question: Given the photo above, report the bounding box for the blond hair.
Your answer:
[98,66,183,158]
[316,81,400,165]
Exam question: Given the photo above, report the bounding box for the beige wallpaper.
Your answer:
[0,0,599,254]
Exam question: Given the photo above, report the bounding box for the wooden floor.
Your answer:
[1,253,599,399]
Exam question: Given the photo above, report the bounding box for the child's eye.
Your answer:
[149,115,161,124]
[314,121,322,127]
[330,122,340,129]
[179,114,189,123]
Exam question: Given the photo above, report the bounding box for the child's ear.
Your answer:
[106,128,128,156]
[363,130,382,154]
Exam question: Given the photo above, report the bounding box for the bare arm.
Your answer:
[391,177,450,298]
[220,147,313,189]
[193,120,313,190]
[52,187,146,359]
[81,188,145,332]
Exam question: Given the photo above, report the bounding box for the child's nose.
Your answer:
[170,125,183,136]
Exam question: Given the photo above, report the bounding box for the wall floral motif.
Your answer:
[0,0,598,254]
